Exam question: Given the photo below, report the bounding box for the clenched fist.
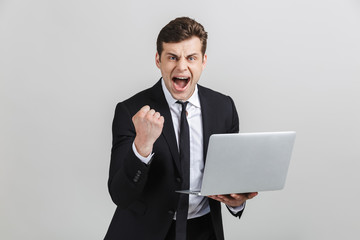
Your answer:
[132,105,164,157]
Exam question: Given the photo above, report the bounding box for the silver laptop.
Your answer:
[177,131,296,196]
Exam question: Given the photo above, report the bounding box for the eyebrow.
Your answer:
[165,52,200,58]
[166,53,179,58]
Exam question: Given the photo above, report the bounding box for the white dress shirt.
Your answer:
[132,79,244,219]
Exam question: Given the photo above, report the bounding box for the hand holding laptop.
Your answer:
[208,192,258,207]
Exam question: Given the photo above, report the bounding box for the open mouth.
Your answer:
[172,77,190,91]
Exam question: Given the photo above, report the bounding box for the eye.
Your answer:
[169,56,177,61]
[188,56,195,61]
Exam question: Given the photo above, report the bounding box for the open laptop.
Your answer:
[176,131,296,196]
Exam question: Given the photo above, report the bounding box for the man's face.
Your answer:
[156,37,207,101]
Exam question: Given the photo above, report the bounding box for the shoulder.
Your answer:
[124,81,161,104]
[198,84,236,107]
[115,80,163,115]
[198,84,227,97]
[198,84,239,133]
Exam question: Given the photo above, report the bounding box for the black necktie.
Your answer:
[175,101,190,240]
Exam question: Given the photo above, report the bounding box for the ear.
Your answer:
[155,52,161,69]
[202,54,207,70]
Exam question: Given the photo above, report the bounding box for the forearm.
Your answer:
[108,102,151,207]
[108,145,149,207]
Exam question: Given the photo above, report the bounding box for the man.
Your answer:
[104,17,258,240]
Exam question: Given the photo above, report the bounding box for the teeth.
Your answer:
[176,77,188,80]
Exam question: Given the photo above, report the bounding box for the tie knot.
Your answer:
[176,100,189,111]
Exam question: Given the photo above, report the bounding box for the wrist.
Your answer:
[134,137,153,157]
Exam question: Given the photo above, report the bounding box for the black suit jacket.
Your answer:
[104,80,243,240]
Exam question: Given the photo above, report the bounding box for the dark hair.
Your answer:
[156,17,208,58]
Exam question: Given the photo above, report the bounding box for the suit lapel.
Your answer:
[150,80,181,173]
[198,85,212,162]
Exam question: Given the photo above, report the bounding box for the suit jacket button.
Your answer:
[168,210,175,215]
[176,177,181,183]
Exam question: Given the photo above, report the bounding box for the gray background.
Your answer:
[1,0,359,239]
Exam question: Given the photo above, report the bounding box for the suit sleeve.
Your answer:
[108,102,150,208]
[227,96,245,218]
[226,204,245,218]
[227,96,239,134]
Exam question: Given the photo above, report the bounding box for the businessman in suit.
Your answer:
[105,17,258,240]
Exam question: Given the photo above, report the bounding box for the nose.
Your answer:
[176,58,188,72]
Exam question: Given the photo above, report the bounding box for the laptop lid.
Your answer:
[190,131,296,196]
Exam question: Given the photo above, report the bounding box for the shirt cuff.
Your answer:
[227,202,245,214]
[132,142,154,165]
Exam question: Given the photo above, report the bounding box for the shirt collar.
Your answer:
[161,78,201,109]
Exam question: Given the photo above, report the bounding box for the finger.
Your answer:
[216,195,231,202]
[154,112,161,119]
[208,195,220,200]
[210,195,240,206]
[159,116,165,124]
[134,105,151,119]
[247,192,258,199]
[147,109,156,116]
[140,105,150,113]
[145,109,156,120]
[208,195,224,203]
[230,194,243,200]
